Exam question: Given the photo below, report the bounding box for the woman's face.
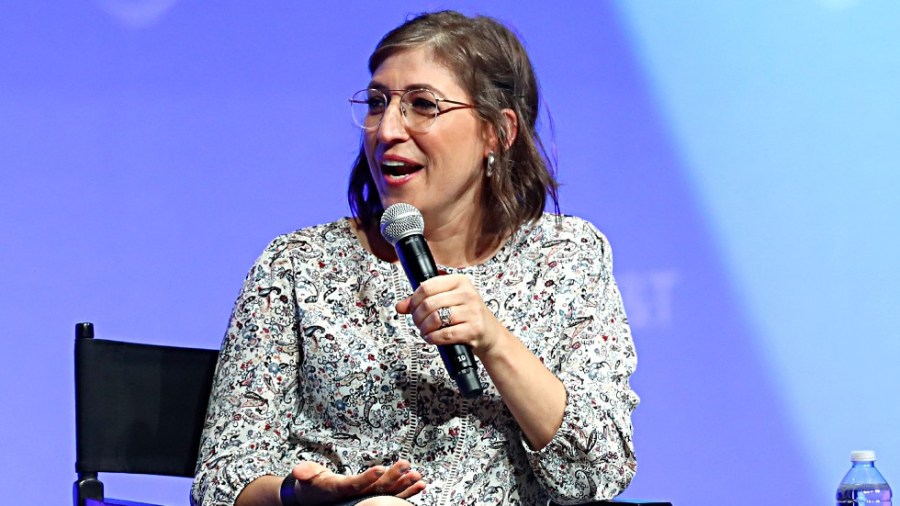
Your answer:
[364,47,493,230]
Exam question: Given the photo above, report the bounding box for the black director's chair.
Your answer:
[73,322,218,506]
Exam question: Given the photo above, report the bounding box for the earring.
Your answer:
[486,152,496,178]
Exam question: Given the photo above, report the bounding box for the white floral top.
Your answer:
[191,214,639,506]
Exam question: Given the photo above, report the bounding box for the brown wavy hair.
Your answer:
[348,10,559,238]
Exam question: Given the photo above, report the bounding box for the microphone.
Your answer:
[380,203,484,398]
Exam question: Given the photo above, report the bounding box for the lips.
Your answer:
[379,155,424,183]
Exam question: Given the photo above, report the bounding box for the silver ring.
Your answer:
[438,307,452,328]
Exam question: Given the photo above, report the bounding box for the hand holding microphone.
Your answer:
[380,203,484,398]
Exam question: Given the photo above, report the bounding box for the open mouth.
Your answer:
[381,159,424,179]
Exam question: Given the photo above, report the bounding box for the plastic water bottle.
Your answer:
[836,450,892,505]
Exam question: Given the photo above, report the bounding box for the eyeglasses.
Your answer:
[349,88,473,134]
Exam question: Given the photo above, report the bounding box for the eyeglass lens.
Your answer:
[350,89,440,132]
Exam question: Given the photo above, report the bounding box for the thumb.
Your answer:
[291,461,328,481]
[395,296,412,314]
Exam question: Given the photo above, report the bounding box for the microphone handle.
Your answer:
[396,235,484,398]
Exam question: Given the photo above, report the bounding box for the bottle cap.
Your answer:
[850,450,876,462]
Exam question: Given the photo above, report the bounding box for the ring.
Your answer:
[438,307,452,328]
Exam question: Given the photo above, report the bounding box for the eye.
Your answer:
[406,91,438,115]
[365,94,387,114]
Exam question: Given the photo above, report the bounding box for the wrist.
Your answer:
[279,474,298,506]
[476,325,515,363]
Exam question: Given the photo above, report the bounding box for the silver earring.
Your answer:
[486,152,496,178]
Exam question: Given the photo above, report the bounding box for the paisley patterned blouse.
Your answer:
[191,214,639,506]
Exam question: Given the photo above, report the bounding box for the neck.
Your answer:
[353,211,505,269]
[421,213,500,268]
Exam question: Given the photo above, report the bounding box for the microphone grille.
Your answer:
[380,203,424,245]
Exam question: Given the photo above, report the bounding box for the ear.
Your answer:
[500,108,519,150]
[482,108,520,155]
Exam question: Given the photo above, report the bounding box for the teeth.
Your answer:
[381,159,422,178]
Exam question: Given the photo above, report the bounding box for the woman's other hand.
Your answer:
[235,460,424,506]
[288,459,425,504]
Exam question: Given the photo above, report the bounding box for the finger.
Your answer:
[360,460,418,495]
[411,275,479,318]
[376,459,412,485]
[424,323,462,346]
[409,275,456,307]
[395,296,412,315]
[340,465,387,495]
[396,480,428,499]
[380,469,423,496]
[427,302,479,338]
[412,294,461,330]
[399,276,461,316]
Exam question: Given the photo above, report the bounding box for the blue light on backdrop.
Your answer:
[1,2,897,505]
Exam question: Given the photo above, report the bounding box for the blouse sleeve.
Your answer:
[191,236,304,506]
[523,220,640,504]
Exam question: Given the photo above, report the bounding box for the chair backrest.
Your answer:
[73,322,219,506]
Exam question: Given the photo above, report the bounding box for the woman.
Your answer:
[192,10,639,506]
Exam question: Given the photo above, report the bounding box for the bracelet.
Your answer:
[279,474,298,506]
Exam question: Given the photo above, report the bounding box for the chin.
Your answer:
[380,194,419,211]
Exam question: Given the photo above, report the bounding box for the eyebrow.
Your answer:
[367,81,449,98]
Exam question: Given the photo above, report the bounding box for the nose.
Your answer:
[375,95,410,143]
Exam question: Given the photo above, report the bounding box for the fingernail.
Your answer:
[374,468,385,476]
[400,466,410,474]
